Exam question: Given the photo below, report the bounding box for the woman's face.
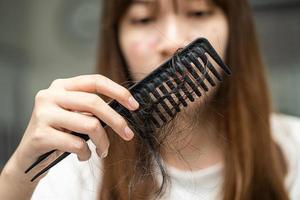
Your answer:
[119,0,229,81]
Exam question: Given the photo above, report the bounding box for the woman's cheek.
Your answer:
[129,33,158,57]
[125,35,160,79]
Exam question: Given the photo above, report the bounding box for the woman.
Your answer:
[1,0,300,199]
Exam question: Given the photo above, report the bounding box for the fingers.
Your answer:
[41,128,92,162]
[27,74,138,164]
[49,74,139,111]
[49,107,110,158]
[52,90,134,141]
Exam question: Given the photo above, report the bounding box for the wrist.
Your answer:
[0,152,39,199]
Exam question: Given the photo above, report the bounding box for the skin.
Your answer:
[0,75,140,199]
[0,0,229,199]
[119,0,229,170]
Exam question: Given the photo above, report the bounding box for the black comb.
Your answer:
[25,37,231,181]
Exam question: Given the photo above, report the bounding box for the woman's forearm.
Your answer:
[0,152,38,200]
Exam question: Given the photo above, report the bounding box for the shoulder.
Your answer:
[271,113,300,155]
[270,113,300,200]
[31,141,102,200]
[271,113,300,133]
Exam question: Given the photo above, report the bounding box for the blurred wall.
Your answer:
[253,1,300,115]
[0,0,299,168]
[0,0,101,168]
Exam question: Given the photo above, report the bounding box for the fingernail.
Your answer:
[101,149,108,158]
[128,97,139,110]
[124,126,134,140]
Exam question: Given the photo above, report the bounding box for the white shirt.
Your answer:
[31,114,300,200]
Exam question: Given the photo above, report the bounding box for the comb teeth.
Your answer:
[123,39,231,131]
[145,83,174,118]
[161,71,188,107]
[173,59,202,97]
[199,39,231,75]
[187,52,216,87]
[133,92,161,128]
[155,77,180,113]
[25,37,231,182]
[194,47,223,81]
[167,67,195,102]
[181,56,209,92]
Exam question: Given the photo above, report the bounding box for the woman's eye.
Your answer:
[187,10,212,18]
[130,17,155,25]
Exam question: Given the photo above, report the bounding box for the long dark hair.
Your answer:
[96,0,289,199]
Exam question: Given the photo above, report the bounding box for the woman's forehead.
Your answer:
[129,0,213,12]
[131,0,211,5]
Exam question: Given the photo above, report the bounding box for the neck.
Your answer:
[160,105,224,171]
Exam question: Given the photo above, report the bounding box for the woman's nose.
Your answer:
[157,16,187,58]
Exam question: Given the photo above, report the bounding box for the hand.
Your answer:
[2,74,139,184]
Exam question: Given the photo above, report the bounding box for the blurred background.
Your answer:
[0,0,299,169]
